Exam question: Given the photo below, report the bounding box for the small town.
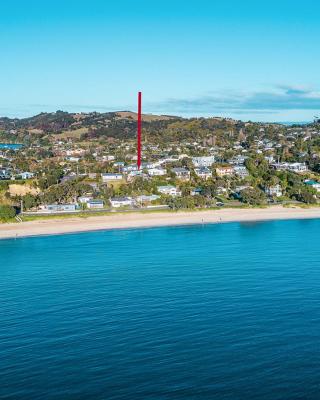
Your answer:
[0,110,320,221]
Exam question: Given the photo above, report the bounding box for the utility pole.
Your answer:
[137,91,142,170]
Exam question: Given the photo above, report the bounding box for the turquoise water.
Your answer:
[1,219,320,399]
[0,143,23,150]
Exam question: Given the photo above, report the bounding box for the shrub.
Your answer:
[298,190,317,204]
[240,188,266,205]
[0,205,17,221]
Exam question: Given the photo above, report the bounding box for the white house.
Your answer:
[271,162,308,173]
[101,173,123,183]
[103,155,115,161]
[41,204,77,212]
[216,186,228,195]
[122,164,138,173]
[265,155,275,163]
[142,162,159,169]
[20,171,34,180]
[270,162,287,171]
[233,165,249,178]
[110,197,134,208]
[192,156,215,167]
[78,195,93,204]
[113,161,125,168]
[147,167,166,176]
[66,156,80,162]
[264,184,283,197]
[127,170,143,180]
[234,185,251,194]
[287,162,308,173]
[135,194,160,203]
[228,155,247,165]
[157,185,181,197]
[87,200,104,209]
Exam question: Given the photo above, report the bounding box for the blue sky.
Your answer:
[1,0,320,121]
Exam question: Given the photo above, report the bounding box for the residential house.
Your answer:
[304,179,320,192]
[122,164,138,173]
[61,174,77,184]
[265,155,275,163]
[271,162,308,173]
[66,156,80,162]
[0,168,11,179]
[194,167,212,180]
[110,197,134,208]
[233,185,252,198]
[233,165,249,178]
[216,186,228,195]
[287,162,308,173]
[191,188,203,196]
[20,171,34,180]
[228,155,247,165]
[103,155,115,161]
[172,167,190,181]
[147,167,166,176]
[87,200,104,209]
[101,173,123,183]
[135,194,160,204]
[216,166,234,177]
[264,184,283,197]
[41,204,77,212]
[78,195,93,204]
[127,170,143,181]
[157,185,181,197]
[142,162,159,169]
[192,156,215,167]
[113,161,125,169]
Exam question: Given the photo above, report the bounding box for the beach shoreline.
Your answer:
[1,206,320,240]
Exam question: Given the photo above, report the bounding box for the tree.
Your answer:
[245,156,270,179]
[38,168,64,190]
[298,189,317,204]
[22,194,39,210]
[313,163,320,173]
[202,182,217,198]
[240,188,266,205]
[166,196,196,210]
[0,205,16,221]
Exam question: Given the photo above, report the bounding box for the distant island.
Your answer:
[0,110,320,225]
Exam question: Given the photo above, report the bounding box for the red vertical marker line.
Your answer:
[137,91,142,170]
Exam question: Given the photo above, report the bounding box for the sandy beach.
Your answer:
[0,206,320,240]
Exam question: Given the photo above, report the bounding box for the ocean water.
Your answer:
[1,219,320,400]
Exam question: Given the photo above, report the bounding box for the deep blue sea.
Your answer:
[1,219,320,400]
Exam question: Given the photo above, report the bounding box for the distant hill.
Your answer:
[115,111,179,121]
[0,110,303,144]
